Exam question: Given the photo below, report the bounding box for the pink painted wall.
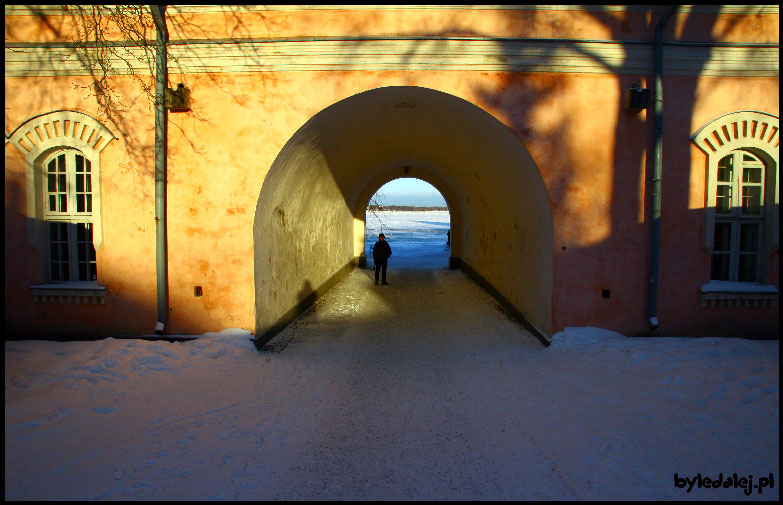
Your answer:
[5,7,779,339]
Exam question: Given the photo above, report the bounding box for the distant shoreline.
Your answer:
[367,205,448,212]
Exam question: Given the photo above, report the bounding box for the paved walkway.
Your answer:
[256,266,575,500]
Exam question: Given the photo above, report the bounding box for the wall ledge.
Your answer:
[29,282,107,304]
[699,281,778,308]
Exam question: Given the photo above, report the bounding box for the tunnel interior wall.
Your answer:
[455,113,554,337]
[254,125,355,340]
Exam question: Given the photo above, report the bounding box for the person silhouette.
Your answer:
[372,233,392,285]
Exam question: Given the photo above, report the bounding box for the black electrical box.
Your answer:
[625,87,650,111]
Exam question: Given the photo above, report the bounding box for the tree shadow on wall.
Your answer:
[463,6,775,336]
[7,6,777,339]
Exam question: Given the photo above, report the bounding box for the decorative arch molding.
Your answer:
[7,109,117,159]
[690,110,779,281]
[7,110,117,251]
[690,110,779,160]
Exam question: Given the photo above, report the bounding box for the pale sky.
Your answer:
[372,177,447,206]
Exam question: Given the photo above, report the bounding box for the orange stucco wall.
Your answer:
[5,6,779,339]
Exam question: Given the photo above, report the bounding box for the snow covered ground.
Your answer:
[5,213,779,500]
[6,269,778,500]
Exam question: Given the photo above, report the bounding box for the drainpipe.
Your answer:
[648,6,677,330]
[151,5,169,334]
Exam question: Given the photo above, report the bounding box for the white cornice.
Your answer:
[5,38,779,77]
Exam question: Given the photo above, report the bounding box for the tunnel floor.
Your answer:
[261,265,539,353]
[255,267,576,499]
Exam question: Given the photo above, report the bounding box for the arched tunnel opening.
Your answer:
[254,86,553,346]
[364,178,452,271]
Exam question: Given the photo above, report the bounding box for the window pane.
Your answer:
[59,194,67,213]
[85,159,91,173]
[85,174,92,192]
[742,166,762,183]
[717,155,733,182]
[710,253,731,281]
[741,186,761,215]
[48,159,56,173]
[48,223,70,282]
[76,223,97,281]
[57,154,66,172]
[48,174,56,192]
[713,222,732,251]
[737,254,758,283]
[58,174,66,192]
[715,185,732,214]
[49,195,56,212]
[739,224,760,252]
[75,155,84,173]
[86,194,92,213]
[76,174,84,192]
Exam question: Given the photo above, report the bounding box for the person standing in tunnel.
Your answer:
[372,233,392,285]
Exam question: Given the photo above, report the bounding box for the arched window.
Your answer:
[710,149,766,283]
[8,110,115,302]
[691,111,779,307]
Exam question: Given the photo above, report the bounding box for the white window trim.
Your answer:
[690,110,779,306]
[691,111,779,251]
[712,150,765,282]
[7,110,116,296]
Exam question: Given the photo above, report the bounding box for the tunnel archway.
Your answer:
[355,168,463,270]
[362,176,453,270]
[254,86,553,344]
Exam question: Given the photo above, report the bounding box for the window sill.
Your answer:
[29,281,107,304]
[700,281,778,308]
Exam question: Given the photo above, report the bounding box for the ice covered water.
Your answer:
[365,210,451,269]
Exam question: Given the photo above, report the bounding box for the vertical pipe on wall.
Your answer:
[151,5,169,334]
[648,6,678,330]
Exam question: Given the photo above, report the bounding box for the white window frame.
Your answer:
[42,149,97,283]
[7,110,115,302]
[710,150,765,283]
[690,111,779,307]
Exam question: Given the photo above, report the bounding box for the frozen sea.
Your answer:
[365,210,451,269]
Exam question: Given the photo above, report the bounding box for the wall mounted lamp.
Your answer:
[165,83,191,112]
[625,84,650,112]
